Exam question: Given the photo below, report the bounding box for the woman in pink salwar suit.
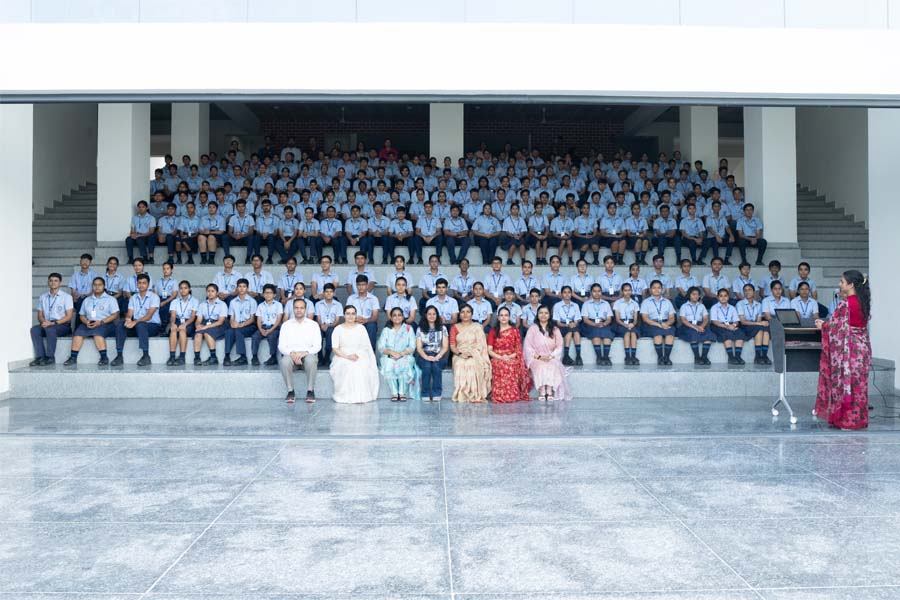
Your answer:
[523,305,572,401]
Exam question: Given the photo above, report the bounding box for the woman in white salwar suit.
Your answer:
[330,305,380,403]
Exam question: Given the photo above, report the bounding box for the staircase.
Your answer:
[796,186,868,299]
[31,183,97,307]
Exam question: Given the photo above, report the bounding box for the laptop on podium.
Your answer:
[775,308,816,329]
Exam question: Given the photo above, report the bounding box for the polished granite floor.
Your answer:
[1,394,900,599]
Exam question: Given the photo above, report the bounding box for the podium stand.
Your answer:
[769,318,822,424]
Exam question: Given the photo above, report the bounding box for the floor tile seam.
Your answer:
[440,440,455,600]
[137,441,287,599]
[3,445,132,512]
[597,447,764,599]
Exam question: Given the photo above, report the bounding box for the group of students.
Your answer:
[31,243,830,374]
[134,142,768,270]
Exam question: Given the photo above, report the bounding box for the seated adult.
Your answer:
[278,298,321,404]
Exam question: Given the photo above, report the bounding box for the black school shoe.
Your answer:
[251,356,261,366]
[194,356,202,366]
[264,356,278,366]
[232,356,248,366]
[202,356,218,366]
[222,356,232,366]
[574,356,583,366]
[110,355,124,367]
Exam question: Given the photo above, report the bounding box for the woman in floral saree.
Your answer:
[487,306,532,403]
[815,270,871,430]
[449,303,492,403]
[377,307,421,402]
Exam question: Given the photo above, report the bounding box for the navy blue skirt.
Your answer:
[612,322,642,338]
[197,324,226,340]
[741,323,769,337]
[642,323,675,338]
[580,322,614,339]
[710,323,745,342]
[677,325,717,343]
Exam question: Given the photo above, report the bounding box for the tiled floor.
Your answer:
[1,395,900,598]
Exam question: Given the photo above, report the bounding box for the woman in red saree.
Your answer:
[487,306,532,403]
[815,270,872,430]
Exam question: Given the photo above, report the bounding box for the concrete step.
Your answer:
[796,213,852,221]
[45,205,96,213]
[798,219,858,226]
[33,218,96,227]
[32,247,96,258]
[32,240,96,249]
[798,227,867,235]
[33,227,97,235]
[799,234,868,242]
[798,241,868,249]
[801,248,869,258]
[36,213,96,220]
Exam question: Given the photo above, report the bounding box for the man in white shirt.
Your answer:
[277,300,322,404]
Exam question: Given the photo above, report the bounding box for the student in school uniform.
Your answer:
[125,200,157,264]
[710,288,746,365]
[597,255,623,304]
[513,260,540,304]
[790,281,820,321]
[701,257,731,310]
[652,204,678,259]
[570,258,594,305]
[385,276,418,329]
[500,203,529,266]
[762,280,791,320]
[731,262,759,302]
[425,278,460,326]
[314,283,343,367]
[343,204,369,264]
[468,283,494,333]
[318,205,346,264]
[676,203,706,266]
[249,283,282,366]
[598,202,627,265]
[541,255,567,308]
[69,253,99,322]
[297,206,322,265]
[522,288,542,331]
[222,279,257,366]
[471,203,502,264]
[193,283,229,366]
[549,203,575,266]
[246,254,276,301]
[253,199,280,264]
[226,199,260,265]
[482,256,512,309]
[64,277,120,366]
[624,263,649,303]
[677,286,716,365]
[154,261,177,331]
[212,255,242,305]
[384,255,412,296]
[527,202,551,265]
[344,251,376,297]
[759,260,784,298]
[412,201,443,265]
[276,257,303,304]
[102,256,126,315]
[309,255,340,301]
[497,286,524,330]
[736,283,771,365]
[197,201,226,264]
[735,203,767,265]
[641,279,677,365]
[612,282,642,365]
[788,262,817,299]
[122,257,154,303]
[699,199,735,265]
[572,202,600,266]
[30,273,74,366]
[284,282,315,321]
[176,201,199,264]
[580,283,615,366]
[112,273,161,366]
[346,274,380,349]
[384,206,414,263]
[156,202,180,265]
[442,204,471,265]
[552,286,583,366]
[166,280,197,366]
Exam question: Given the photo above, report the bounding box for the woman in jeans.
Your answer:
[415,306,449,403]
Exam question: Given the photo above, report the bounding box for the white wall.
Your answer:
[32,103,97,215]
[429,103,464,164]
[0,104,34,395]
[796,107,869,225]
[5,0,900,28]
[867,108,900,388]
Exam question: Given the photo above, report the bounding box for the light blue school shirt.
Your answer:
[612,297,640,322]
[80,293,119,320]
[736,299,763,322]
[346,293,380,319]
[314,299,343,325]
[736,216,763,237]
[198,298,229,323]
[472,215,501,235]
[640,296,675,322]
[552,300,580,324]
[416,216,442,237]
[212,270,242,295]
[580,299,613,323]
[702,273,731,294]
[131,214,156,234]
[38,290,74,321]
[128,291,162,324]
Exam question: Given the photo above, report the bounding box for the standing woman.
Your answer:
[330,305,380,404]
[416,306,449,403]
[377,307,421,402]
[487,307,532,403]
[449,303,492,403]
[524,305,572,401]
[815,270,872,430]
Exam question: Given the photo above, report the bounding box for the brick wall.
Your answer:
[261,119,624,158]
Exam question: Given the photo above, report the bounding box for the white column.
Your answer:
[171,102,210,162]
[0,104,34,394]
[97,103,150,245]
[867,108,900,389]
[743,107,797,245]
[678,106,718,171]
[429,103,464,162]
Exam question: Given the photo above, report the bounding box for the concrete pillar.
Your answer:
[867,108,900,389]
[0,104,34,394]
[97,103,150,245]
[429,103,464,162]
[171,102,210,162]
[678,106,718,172]
[743,107,797,245]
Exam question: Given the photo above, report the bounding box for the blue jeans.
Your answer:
[416,354,446,397]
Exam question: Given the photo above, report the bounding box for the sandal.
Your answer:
[390,395,400,402]
[399,395,407,403]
